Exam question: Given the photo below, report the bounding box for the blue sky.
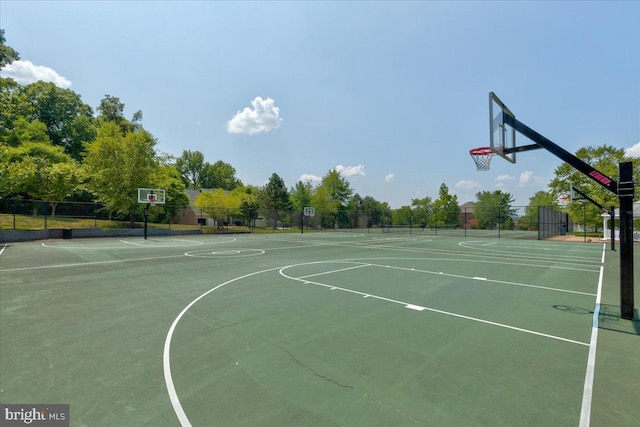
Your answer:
[1,1,638,208]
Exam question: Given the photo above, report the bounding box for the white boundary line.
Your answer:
[163,266,282,427]
[0,244,7,256]
[1,254,187,272]
[119,239,205,247]
[40,238,213,250]
[579,245,606,426]
[297,263,371,279]
[372,263,596,296]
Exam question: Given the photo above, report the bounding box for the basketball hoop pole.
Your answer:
[490,93,634,320]
[144,203,149,240]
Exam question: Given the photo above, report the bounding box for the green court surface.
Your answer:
[1,233,638,426]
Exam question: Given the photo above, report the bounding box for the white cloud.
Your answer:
[335,164,366,177]
[493,175,512,189]
[518,171,543,187]
[2,60,72,88]
[625,141,640,158]
[495,174,514,183]
[384,173,395,183]
[454,180,481,190]
[298,173,321,184]
[226,97,282,135]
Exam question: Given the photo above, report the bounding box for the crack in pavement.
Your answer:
[272,343,425,425]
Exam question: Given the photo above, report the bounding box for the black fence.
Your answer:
[0,199,581,241]
[0,198,197,231]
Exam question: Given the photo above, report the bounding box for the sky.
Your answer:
[1,1,639,208]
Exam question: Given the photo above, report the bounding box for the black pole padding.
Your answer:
[144,204,149,240]
[610,206,615,252]
[618,162,635,320]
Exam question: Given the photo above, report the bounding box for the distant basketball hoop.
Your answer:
[469,147,495,171]
[303,207,315,217]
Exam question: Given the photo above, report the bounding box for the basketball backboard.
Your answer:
[137,188,166,204]
[489,92,517,163]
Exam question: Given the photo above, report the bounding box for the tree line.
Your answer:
[2,30,637,231]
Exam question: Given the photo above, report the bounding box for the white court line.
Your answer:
[120,239,205,247]
[372,263,596,297]
[579,245,606,426]
[163,266,283,427]
[261,235,601,268]
[41,238,218,250]
[297,263,371,279]
[279,265,589,347]
[162,257,597,425]
[0,244,7,256]
[0,254,187,272]
[458,241,602,262]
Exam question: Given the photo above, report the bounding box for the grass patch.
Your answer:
[568,231,602,238]
[0,214,200,231]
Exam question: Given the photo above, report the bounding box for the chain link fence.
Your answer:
[1,198,580,241]
[0,198,197,231]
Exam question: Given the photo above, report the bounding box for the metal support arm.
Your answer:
[502,113,618,195]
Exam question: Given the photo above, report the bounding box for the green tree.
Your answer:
[17,81,95,160]
[151,160,190,223]
[361,195,388,227]
[236,185,261,225]
[83,122,157,226]
[0,31,21,142]
[175,151,242,191]
[313,169,353,228]
[290,180,313,212]
[260,173,291,210]
[346,193,367,228]
[4,117,50,146]
[474,190,517,229]
[205,160,243,190]
[175,150,205,189]
[523,190,560,231]
[433,183,460,226]
[0,29,20,68]
[411,196,433,227]
[3,141,80,213]
[259,173,291,229]
[393,205,412,226]
[194,189,239,227]
[321,169,353,207]
[0,77,22,142]
[310,184,332,219]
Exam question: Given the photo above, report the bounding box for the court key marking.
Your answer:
[279,262,590,347]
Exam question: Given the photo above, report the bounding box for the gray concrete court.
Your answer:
[0,233,638,426]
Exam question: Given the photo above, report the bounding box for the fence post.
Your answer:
[609,206,615,251]
[583,203,587,243]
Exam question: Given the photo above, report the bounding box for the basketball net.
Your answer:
[469,147,495,171]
